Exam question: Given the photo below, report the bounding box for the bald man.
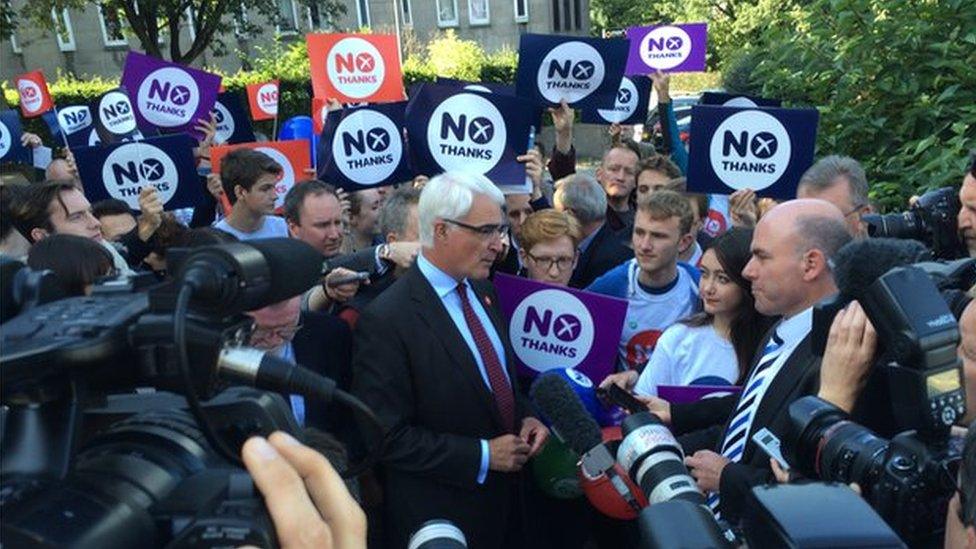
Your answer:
[638,199,852,522]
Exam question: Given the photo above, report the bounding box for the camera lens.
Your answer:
[787,397,888,491]
[862,211,922,240]
[617,412,703,506]
[408,520,467,549]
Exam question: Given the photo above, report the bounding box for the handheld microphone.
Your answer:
[529,372,602,454]
[831,238,932,300]
[530,372,647,518]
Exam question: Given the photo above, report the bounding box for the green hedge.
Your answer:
[3,31,520,140]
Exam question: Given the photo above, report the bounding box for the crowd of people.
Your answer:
[2,69,975,549]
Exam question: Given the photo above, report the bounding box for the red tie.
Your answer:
[456,283,516,432]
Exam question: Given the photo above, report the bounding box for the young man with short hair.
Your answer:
[213,149,287,240]
[587,190,700,371]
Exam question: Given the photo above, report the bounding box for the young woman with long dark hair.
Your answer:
[601,228,775,395]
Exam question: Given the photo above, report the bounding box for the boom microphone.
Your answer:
[529,372,602,454]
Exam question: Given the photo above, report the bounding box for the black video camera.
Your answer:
[863,187,967,259]
[0,239,381,548]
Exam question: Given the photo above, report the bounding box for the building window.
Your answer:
[51,8,76,52]
[551,0,582,32]
[98,3,127,47]
[468,0,489,25]
[513,0,528,23]
[276,0,299,34]
[436,0,458,27]
[400,0,412,26]
[355,0,370,28]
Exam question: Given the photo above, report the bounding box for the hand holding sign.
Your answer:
[136,186,164,241]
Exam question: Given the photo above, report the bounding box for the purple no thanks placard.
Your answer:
[494,273,627,382]
[657,384,742,404]
[121,52,221,140]
[625,23,708,74]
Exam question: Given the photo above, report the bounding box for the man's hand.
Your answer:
[193,112,217,159]
[519,417,550,457]
[323,267,365,304]
[548,99,574,154]
[635,394,671,424]
[818,301,877,413]
[650,70,670,104]
[137,186,164,241]
[242,432,367,549]
[684,450,729,493]
[608,122,623,146]
[383,242,421,269]
[516,148,544,200]
[488,434,531,472]
[206,173,224,199]
[21,132,42,149]
[599,370,639,392]
[729,188,758,228]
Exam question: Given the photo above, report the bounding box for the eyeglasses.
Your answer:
[443,218,510,239]
[251,323,303,342]
[525,251,577,271]
[841,204,867,219]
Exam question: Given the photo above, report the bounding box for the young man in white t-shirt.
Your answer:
[213,148,289,240]
[587,190,700,371]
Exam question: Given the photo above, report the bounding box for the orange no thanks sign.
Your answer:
[307,33,405,104]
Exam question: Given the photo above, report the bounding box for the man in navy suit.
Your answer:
[637,199,852,522]
[352,172,549,548]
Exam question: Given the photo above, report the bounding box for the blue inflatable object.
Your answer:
[277,115,319,167]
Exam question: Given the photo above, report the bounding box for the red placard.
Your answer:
[311,96,329,135]
[210,140,312,210]
[246,80,279,121]
[14,70,54,117]
[307,33,405,104]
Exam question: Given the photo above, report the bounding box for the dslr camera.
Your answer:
[863,187,968,259]
[790,260,969,543]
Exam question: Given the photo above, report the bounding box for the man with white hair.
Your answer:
[352,171,549,548]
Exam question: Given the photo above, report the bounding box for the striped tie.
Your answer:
[707,331,784,513]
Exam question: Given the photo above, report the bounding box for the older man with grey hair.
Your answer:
[554,173,633,288]
[797,155,871,238]
[352,171,549,548]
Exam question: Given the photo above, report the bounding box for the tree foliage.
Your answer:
[733,0,976,210]
[16,0,345,64]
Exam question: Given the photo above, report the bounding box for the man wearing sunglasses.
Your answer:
[352,171,549,548]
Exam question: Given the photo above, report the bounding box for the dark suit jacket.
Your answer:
[568,222,633,289]
[671,333,821,523]
[291,311,354,438]
[351,265,533,549]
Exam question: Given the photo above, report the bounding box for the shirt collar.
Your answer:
[777,306,814,345]
[578,221,604,254]
[417,252,466,299]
